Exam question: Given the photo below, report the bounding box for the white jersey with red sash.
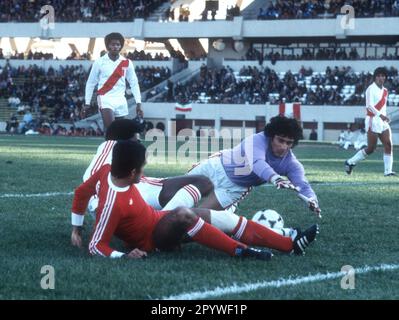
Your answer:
[85,54,141,117]
[365,82,390,134]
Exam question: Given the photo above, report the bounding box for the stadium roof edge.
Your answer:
[1,17,398,39]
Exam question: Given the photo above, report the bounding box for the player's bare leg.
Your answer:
[159,175,214,208]
[365,130,378,155]
[152,207,272,260]
[196,191,225,210]
[345,130,378,174]
[379,128,395,175]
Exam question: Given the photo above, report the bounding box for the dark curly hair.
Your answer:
[104,32,125,50]
[111,140,146,179]
[264,115,303,147]
[105,119,140,141]
[373,67,388,79]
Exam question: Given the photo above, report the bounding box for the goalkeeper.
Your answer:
[188,115,321,217]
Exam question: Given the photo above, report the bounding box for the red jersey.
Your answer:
[71,165,166,258]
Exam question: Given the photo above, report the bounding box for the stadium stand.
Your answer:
[248,0,399,20]
[155,64,399,106]
[0,63,171,125]
[0,0,169,22]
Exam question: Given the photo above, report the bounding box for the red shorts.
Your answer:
[138,210,170,252]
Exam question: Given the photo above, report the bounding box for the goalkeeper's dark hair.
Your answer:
[264,115,303,147]
[373,67,388,79]
[111,140,146,178]
[104,32,125,50]
[105,119,140,141]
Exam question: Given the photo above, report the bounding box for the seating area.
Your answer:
[0,0,168,22]
[156,65,399,106]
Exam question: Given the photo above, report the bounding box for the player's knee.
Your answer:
[366,145,376,154]
[174,206,197,226]
[384,142,392,153]
[195,176,214,196]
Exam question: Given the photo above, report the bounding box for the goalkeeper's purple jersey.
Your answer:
[220,132,317,200]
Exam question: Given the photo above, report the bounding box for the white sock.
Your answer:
[348,149,367,165]
[210,209,240,233]
[384,153,393,174]
[162,184,201,210]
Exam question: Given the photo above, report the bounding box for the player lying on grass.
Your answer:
[71,141,319,258]
[84,118,319,254]
[345,67,395,176]
[188,115,321,217]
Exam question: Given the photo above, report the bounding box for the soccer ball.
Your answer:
[252,209,284,230]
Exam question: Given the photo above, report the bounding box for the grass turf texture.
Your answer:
[0,135,398,300]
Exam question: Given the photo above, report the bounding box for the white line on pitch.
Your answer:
[0,191,73,198]
[163,263,399,300]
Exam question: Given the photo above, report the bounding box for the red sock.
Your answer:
[232,217,293,252]
[187,217,245,256]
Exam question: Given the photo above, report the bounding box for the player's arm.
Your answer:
[126,60,142,113]
[71,167,105,247]
[85,60,100,107]
[286,160,321,216]
[366,87,389,122]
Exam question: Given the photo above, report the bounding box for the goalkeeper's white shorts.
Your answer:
[187,156,250,209]
[365,115,390,134]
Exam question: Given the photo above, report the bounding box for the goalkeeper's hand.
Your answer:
[308,198,322,217]
[270,175,299,191]
[297,193,322,218]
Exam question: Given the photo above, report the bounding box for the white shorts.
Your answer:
[365,116,390,134]
[135,177,164,210]
[97,95,128,118]
[187,157,250,209]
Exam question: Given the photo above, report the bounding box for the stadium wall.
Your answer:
[141,103,399,144]
[1,17,398,38]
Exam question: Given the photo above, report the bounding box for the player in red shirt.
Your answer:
[71,140,276,260]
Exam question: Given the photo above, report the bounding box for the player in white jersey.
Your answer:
[85,32,142,131]
[345,67,395,176]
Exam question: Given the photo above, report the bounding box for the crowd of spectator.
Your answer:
[245,47,399,62]
[125,50,169,61]
[0,0,168,22]
[1,48,171,61]
[257,0,399,20]
[156,64,398,106]
[0,62,171,127]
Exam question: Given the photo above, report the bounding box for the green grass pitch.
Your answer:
[0,135,398,300]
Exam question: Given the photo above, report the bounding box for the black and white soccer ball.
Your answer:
[252,209,284,230]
